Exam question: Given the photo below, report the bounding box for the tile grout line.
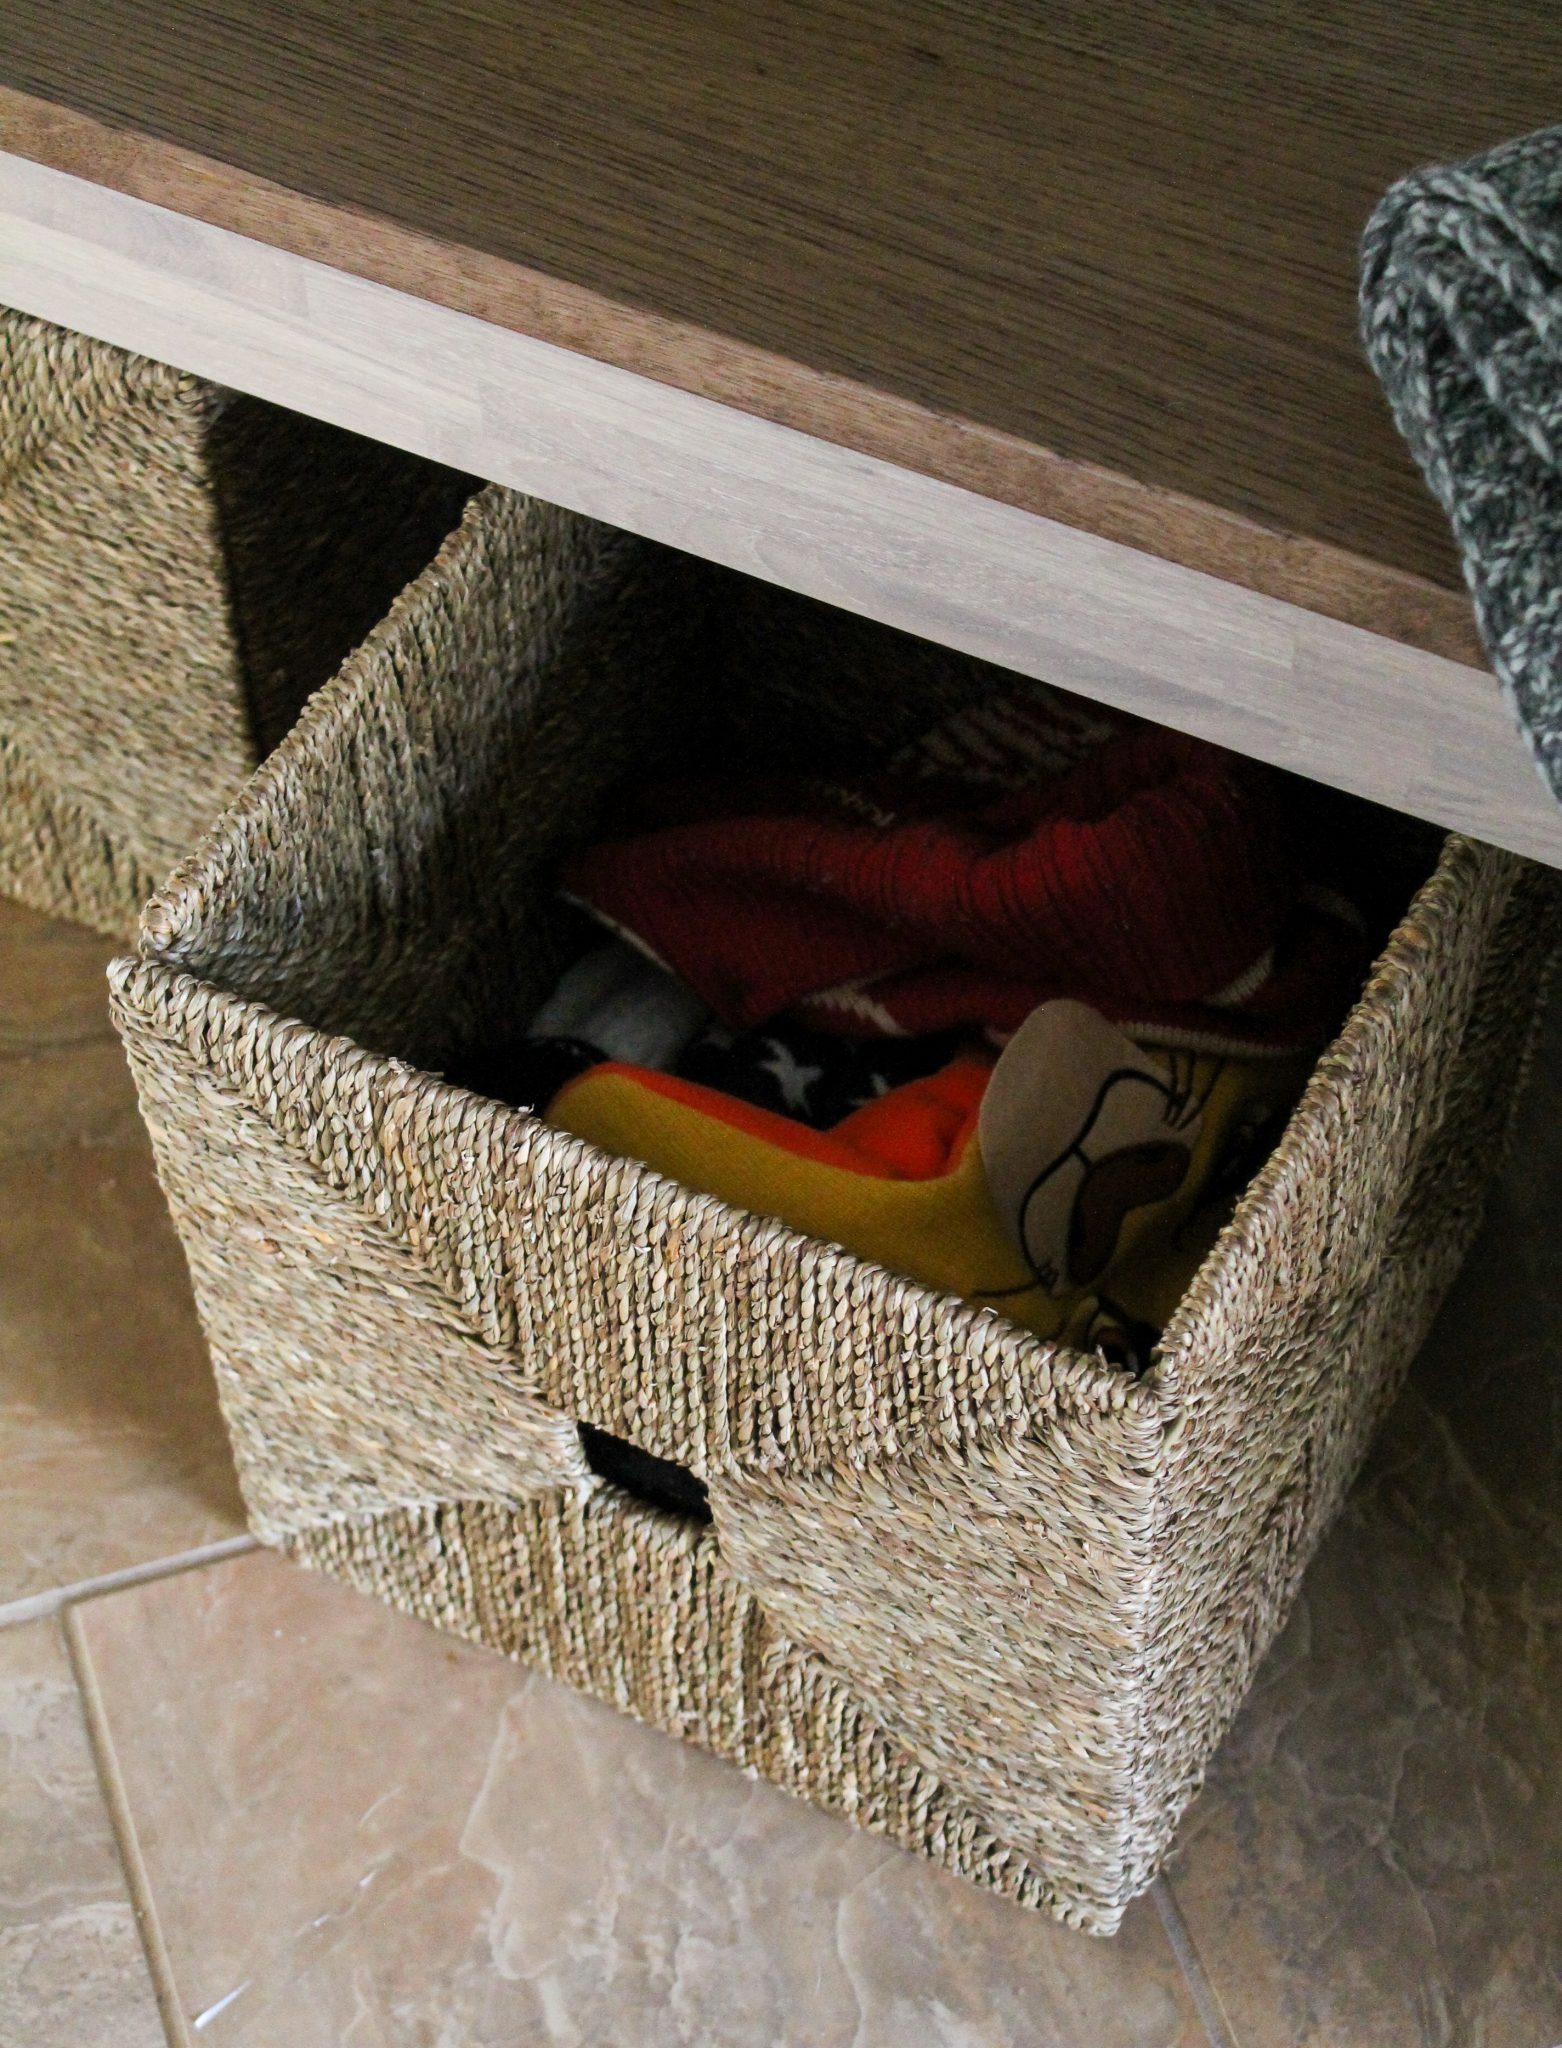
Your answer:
[1151,1876,1242,2048]
[0,1532,257,1629]
[64,1601,197,2048]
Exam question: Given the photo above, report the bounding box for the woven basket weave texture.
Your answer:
[0,304,471,937]
[111,484,1559,1932]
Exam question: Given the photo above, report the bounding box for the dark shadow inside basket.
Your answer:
[203,398,477,757]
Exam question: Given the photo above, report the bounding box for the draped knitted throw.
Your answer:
[1362,126,1562,810]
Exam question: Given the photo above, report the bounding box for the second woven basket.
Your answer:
[0,304,472,938]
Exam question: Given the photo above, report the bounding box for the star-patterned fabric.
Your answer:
[675,1021,965,1130]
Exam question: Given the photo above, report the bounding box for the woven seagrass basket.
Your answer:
[111,483,1559,1933]
[0,304,472,938]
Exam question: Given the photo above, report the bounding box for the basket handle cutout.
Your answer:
[578,1422,712,1525]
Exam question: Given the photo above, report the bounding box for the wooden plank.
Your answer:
[4,150,1557,869]
[3,2,1558,654]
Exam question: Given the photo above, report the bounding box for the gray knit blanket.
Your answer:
[1362,126,1562,810]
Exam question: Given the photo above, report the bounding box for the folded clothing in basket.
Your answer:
[563,723,1364,1057]
[462,940,968,1128]
[453,684,1367,1360]
[548,999,1310,1360]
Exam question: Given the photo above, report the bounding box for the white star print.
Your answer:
[757,1038,824,1115]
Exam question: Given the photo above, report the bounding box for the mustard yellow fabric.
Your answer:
[549,1041,1308,1344]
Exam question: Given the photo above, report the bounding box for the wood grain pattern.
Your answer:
[2,2,1557,649]
[0,83,1479,674]
[5,150,1559,870]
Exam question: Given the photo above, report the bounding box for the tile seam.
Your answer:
[0,1532,257,1629]
[1152,1876,1243,2048]
[64,1600,197,2048]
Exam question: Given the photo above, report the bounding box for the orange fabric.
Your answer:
[549,1057,1041,1317]
[556,1055,993,1182]
[827,1058,991,1176]
[548,1027,1310,1346]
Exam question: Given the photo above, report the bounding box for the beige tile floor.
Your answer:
[0,899,247,1622]
[2,890,1559,2046]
